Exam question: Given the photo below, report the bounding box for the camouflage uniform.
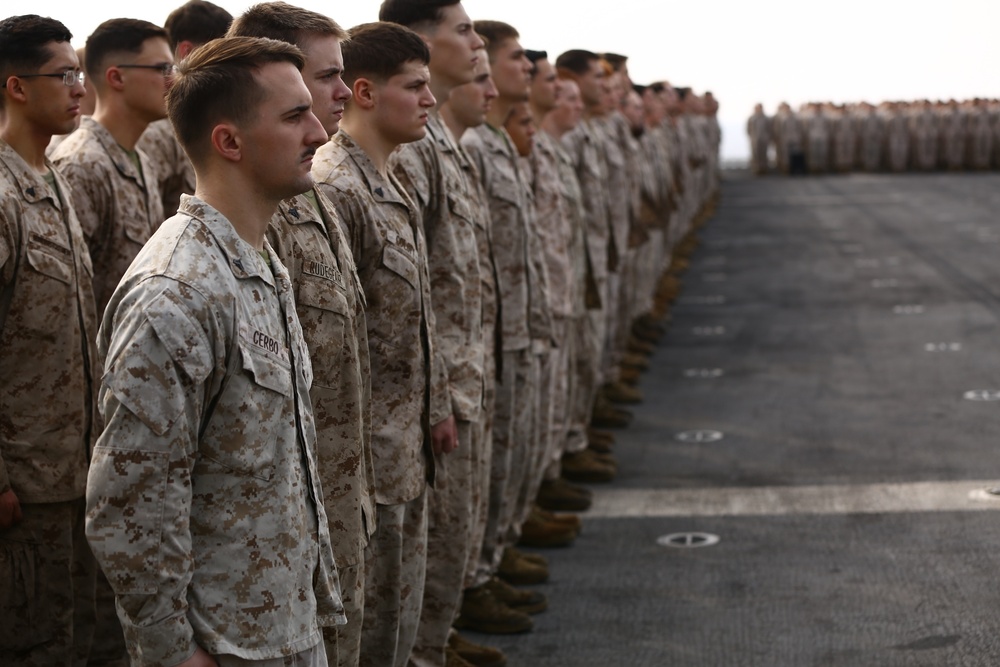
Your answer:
[831,110,857,173]
[86,195,345,667]
[805,109,831,174]
[512,150,554,539]
[0,140,99,667]
[528,131,575,485]
[462,124,547,572]
[746,109,771,174]
[393,113,486,667]
[266,190,375,667]
[858,108,884,172]
[51,116,164,315]
[465,161,499,591]
[884,108,910,172]
[313,130,449,667]
[561,120,610,450]
[967,106,993,170]
[593,115,631,381]
[137,118,195,219]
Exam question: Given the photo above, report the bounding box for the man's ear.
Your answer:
[210,122,242,163]
[175,40,196,62]
[105,66,125,92]
[352,78,377,111]
[3,76,28,104]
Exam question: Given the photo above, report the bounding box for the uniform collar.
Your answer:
[333,130,409,207]
[0,139,62,208]
[178,194,277,288]
[78,116,146,186]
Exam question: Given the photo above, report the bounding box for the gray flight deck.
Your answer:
[468,172,1000,666]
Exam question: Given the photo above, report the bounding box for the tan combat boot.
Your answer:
[498,548,549,585]
[454,585,532,634]
[448,633,507,667]
[484,576,547,614]
[536,477,592,512]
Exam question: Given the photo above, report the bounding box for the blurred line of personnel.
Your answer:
[0,2,721,667]
[747,99,1000,175]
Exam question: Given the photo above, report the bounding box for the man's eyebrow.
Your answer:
[318,65,343,75]
[283,103,311,116]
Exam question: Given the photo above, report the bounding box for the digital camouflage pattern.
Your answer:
[393,113,486,667]
[265,189,375,667]
[86,196,344,667]
[0,139,101,667]
[0,140,98,503]
[137,118,195,220]
[51,116,164,315]
[313,130,448,506]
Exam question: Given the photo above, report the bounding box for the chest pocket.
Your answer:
[447,190,476,225]
[26,243,72,284]
[205,341,292,480]
[297,269,351,317]
[382,244,419,289]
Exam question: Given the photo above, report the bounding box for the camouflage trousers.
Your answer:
[0,498,95,667]
[467,359,495,590]
[563,308,606,463]
[215,642,327,666]
[507,341,555,543]
[410,419,483,667]
[534,316,573,483]
[480,347,539,573]
[603,269,624,379]
[359,491,428,667]
[639,229,667,316]
[322,557,363,667]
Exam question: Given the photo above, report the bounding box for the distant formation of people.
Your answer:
[747,99,1000,175]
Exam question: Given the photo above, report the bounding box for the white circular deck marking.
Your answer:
[692,326,725,336]
[675,430,724,443]
[925,343,962,352]
[893,305,925,315]
[657,533,720,549]
[871,278,899,288]
[964,390,1000,402]
[684,368,725,379]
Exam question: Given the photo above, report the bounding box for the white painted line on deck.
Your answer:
[588,481,1000,519]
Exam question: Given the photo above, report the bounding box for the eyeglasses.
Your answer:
[116,63,178,77]
[15,69,86,87]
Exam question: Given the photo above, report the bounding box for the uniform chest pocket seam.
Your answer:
[25,244,72,284]
[297,273,351,317]
[381,244,419,290]
[239,341,292,397]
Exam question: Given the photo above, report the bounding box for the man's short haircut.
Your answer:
[85,18,169,81]
[649,81,665,94]
[0,15,73,109]
[165,1,233,52]
[633,83,646,96]
[473,21,519,61]
[602,52,627,72]
[228,2,346,49]
[379,0,460,30]
[341,22,429,89]
[525,49,547,77]
[167,36,304,165]
[555,49,599,76]
[675,87,690,101]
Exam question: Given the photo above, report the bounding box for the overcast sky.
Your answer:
[18,0,1000,161]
